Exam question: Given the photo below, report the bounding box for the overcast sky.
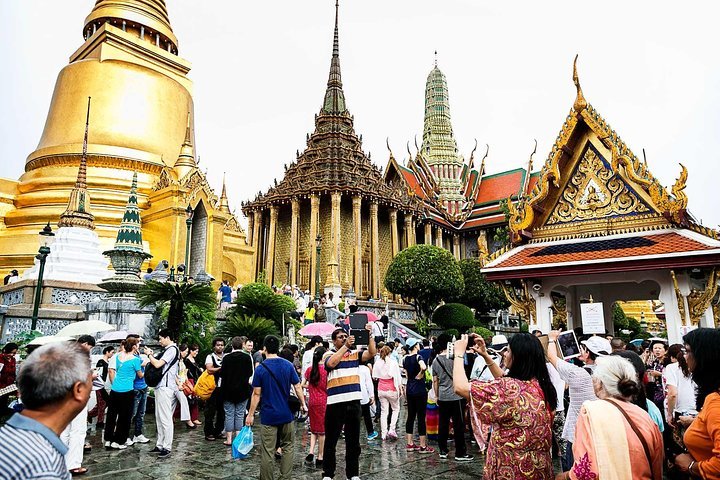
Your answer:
[2,1,719,228]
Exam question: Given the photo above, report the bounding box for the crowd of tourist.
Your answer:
[2,319,720,479]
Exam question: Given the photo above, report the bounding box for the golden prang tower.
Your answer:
[0,0,252,285]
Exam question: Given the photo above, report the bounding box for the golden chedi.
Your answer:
[0,0,252,285]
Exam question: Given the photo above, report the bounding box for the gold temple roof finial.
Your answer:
[386,137,395,160]
[573,54,587,112]
[219,172,230,213]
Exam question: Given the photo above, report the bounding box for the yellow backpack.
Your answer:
[193,370,216,401]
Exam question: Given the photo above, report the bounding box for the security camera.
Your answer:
[532,282,542,292]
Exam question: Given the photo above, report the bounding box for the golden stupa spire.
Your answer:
[84,0,177,50]
[219,172,230,213]
[174,111,196,178]
[573,54,587,112]
[58,97,95,230]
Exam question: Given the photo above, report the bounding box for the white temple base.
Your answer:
[23,227,109,285]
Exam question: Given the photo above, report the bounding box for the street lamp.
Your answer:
[31,223,55,331]
[184,205,193,277]
[314,234,322,301]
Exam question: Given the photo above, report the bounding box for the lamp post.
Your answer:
[31,223,55,331]
[184,205,193,277]
[314,234,322,301]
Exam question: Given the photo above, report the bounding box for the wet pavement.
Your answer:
[81,410,491,479]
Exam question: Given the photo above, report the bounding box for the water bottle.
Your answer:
[447,335,456,358]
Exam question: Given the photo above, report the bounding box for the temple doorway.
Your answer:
[189,201,207,277]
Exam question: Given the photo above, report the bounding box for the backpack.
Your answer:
[315,305,327,322]
[144,345,179,388]
[193,370,216,401]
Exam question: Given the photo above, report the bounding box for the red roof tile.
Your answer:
[488,232,717,270]
[400,169,426,199]
[475,170,523,205]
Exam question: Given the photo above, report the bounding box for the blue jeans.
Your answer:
[132,387,149,436]
[224,400,247,434]
[562,441,574,471]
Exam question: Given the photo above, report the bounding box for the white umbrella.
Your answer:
[28,335,75,346]
[98,330,142,342]
[56,320,115,337]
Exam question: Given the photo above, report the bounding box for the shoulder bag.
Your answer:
[260,361,301,413]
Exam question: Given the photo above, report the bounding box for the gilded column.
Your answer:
[252,210,263,278]
[265,205,278,285]
[452,233,460,260]
[330,192,342,278]
[309,195,319,297]
[370,202,380,298]
[352,195,362,295]
[404,213,414,249]
[290,199,299,286]
[424,222,432,245]
[247,213,255,246]
[435,225,443,248]
[389,208,399,257]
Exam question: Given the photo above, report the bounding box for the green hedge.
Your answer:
[432,303,475,332]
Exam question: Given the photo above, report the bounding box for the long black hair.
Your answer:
[309,346,327,386]
[684,328,720,411]
[507,333,557,411]
[612,350,649,412]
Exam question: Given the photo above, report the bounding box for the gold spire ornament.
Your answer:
[58,97,95,230]
[573,55,587,112]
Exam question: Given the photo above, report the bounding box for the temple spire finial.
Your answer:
[321,0,347,114]
[183,111,192,146]
[219,172,230,213]
[573,54,587,112]
[434,50,438,68]
[59,96,95,229]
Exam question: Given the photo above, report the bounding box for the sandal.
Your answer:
[223,441,232,446]
[70,467,88,476]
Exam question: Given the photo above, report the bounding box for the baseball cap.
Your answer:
[581,336,612,356]
[406,338,420,349]
[489,334,509,352]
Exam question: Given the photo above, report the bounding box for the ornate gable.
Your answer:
[507,57,693,245]
[544,143,652,226]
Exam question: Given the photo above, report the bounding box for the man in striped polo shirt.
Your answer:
[0,342,93,479]
[322,325,376,480]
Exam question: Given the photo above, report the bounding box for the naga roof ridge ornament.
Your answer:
[573,54,587,112]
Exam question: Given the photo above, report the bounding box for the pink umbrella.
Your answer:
[298,322,337,338]
[356,311,380,322]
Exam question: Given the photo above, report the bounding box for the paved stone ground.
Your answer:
[82,411,494,479]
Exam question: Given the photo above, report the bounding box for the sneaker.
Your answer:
[104,441,111,449]
[454,454,474,462]
[149,446,162,454]
[158,449,171,459]
[439,451,449,459]
[110,442,127,450]
[367,431,378,441]
[125,438,134,446]
[322,477,332,480]
[315,459,323,469]
[133,435,150,444]
[305,453,314,464]
[418,446,435,454]
[388,430,398,440]
[349,477,361,480]
[406,444,418,452]
[381,433,387,441]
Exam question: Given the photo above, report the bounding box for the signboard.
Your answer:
[580,302,605,334]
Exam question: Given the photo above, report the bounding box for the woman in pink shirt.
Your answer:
[303,346,327,468]
[372,346,403,440]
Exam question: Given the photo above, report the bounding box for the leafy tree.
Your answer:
[216,313,278,347]
[612,302,629,329]
[455,259,508,316]
[432,303,475,332]
[469,325,493,340]
[384,245,464,324]
[137,280,217,342]
[492,200,512,248]
[231,282,295,330]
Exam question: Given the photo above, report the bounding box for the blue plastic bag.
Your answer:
[232,426,254,459]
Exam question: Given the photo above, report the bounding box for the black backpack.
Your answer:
[144,345,179,387]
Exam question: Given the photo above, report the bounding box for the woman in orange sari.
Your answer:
[452,333,557,479]
[555,355,663,480]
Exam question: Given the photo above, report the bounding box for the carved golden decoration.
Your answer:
[572,55,587,112]
[152,167,173,191]
[546,148,650,225]
[670,270,687,325]
[687,269,719,324]
[501,281,536,322]
[477,230,489,266]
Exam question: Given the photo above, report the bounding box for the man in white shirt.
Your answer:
[143,329,180,458]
